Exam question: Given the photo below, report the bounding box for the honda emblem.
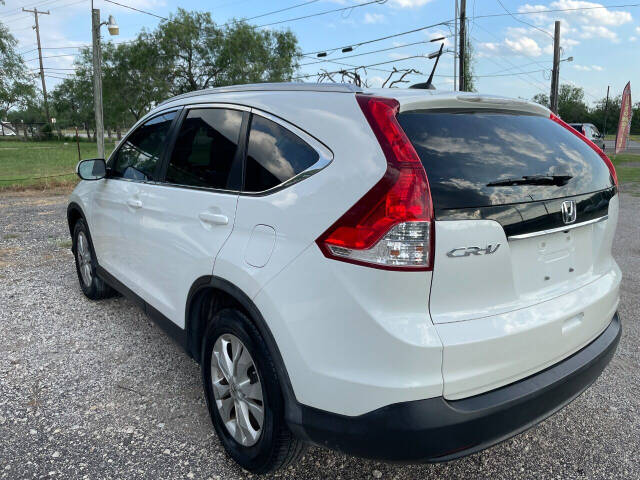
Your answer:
[561,200,577,225]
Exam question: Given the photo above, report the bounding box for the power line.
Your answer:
[484,59,551,75]
[299,38,450,67]
[24,53,76,61]
[102,0,387,30]
[468,32,548,94]
[302,20,453,56]
[469,22,550,90]
[33,67,77,71]
[103,0,167,20]
[254,0,387,28]
[5,0,86,21]
[494,0,553,39]
[2,0,66,18]
[473,3,640,20]
[242,0,321,22]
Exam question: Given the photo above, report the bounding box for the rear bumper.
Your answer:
[288,312,621,462]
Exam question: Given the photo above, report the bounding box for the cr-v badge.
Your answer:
[446,244,501,258]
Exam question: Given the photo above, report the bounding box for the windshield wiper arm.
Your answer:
[487,174,572,187]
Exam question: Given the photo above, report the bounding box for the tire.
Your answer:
[201,308,305,473]
[72,219,115,300]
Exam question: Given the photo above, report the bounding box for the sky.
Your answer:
[2,0,639,105]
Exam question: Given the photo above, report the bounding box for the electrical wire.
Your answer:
[299,37,450,67]
[494,0,554,40]
[102,0,387,30]
[302,20,453,56]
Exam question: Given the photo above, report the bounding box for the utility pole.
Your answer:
[453,0,458,90]
[603,85,610,136]
[458,0,466,92]
[92,7,105,158]
[22,8,51,125]
[550,21,561,114]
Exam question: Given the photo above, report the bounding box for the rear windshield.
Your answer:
[397,111,613,210]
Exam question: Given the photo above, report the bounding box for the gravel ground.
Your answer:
[1,188,638,480]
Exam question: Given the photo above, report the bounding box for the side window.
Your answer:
[110,111,176,181]
[165,108,243,190]
[244,115,319,192]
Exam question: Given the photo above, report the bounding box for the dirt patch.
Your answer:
[0,247,19,268]
[0,182,76,194]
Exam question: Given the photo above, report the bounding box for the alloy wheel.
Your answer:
[76,231,93,287]
[211,334,265,447]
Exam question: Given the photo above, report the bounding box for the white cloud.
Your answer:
[515,1,631,47]
[636,26,640,33]
[519,1,632,26]
[572,64,604,71]
[504,36,543,56]
[363,13,385,24]
[388,0,433,8]
[579,25,619,41]
[630,36,638,42]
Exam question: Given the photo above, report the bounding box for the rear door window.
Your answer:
[110,111,176,181]
[397,111,613,210]
[165,108,244,190]
[243,115,319,192]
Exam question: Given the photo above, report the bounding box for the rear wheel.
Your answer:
[72,219,115,300]
[201,308,304,473]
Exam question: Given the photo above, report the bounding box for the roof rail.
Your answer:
[158,82,363,106]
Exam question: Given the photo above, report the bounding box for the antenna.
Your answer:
[410,43,444,90]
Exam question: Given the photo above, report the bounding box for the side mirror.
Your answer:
[76,158,106,181]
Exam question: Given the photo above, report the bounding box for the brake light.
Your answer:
[550,113,618,186]
[316,95,434,270]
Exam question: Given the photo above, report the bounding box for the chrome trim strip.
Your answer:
[508,215,608,240]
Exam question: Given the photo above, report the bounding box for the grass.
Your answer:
[611,153,640,184]
[604,134,640,141]
[0,139,115,190]
[0,138,638,190]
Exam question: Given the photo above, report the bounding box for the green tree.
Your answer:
[102,39,171,124]
[153,9,299,95]
[0,22,36,118]
[50,75,95,138]
[532,92,550,108]
[531,84,589,122]
[556,84,589,122]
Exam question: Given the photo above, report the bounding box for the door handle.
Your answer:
[199,212,229,225]
[127,198,143,209]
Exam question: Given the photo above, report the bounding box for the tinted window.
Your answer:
[110,111,176,181]
[244,115,319,192]
[397,111,613,210]
[166,109,243,190]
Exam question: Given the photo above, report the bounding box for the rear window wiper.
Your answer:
[487,174,572,187]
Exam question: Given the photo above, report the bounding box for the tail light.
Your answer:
[550,113,618,186]
[316,95,434,271]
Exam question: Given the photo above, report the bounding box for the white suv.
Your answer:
[68,83,621,473]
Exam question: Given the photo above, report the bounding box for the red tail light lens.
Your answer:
[316,95,434,271]
[550,113,618,186]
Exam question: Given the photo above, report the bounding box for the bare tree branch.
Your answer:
[381,67,421,88]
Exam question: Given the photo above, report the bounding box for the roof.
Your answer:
[158,82,363,106]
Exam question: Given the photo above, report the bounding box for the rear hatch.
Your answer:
[397,102,620,399]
